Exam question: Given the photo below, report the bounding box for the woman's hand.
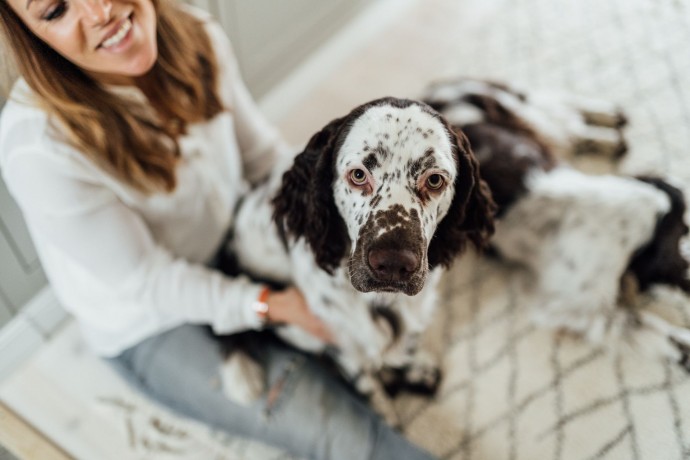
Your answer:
[265,287,334,344]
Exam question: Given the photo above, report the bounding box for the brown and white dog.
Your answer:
[223,97,495,422]
[424,78,690,370]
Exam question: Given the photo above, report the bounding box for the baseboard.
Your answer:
[0,287,67,383]
[258,0,419,123]
[22,287,68,338]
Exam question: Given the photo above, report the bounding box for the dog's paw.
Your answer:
[573,127,626,157]
[613,135,628,158]
[614,110,628,129]
[219,352,266,405]
[380,354,442,397]
[404,359,442,395]
[575,96,627,128]
[352,372,379,397]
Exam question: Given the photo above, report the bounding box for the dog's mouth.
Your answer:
[349,273,427,296]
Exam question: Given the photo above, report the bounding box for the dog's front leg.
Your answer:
[376,285,443,397]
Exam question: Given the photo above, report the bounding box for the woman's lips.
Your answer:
[99,15,133,50]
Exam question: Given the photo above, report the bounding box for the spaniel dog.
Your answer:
[223,97,495,422]
[423,78,690,370]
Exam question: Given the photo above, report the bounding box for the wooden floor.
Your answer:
[0,402,68,460]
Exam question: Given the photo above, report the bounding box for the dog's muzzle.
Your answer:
[349,205,428,296]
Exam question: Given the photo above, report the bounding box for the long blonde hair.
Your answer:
[0,0,224,193]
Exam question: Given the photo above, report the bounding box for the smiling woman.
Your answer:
[0,0,223,193]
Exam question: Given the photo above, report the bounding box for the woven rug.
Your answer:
[1,0,689,459]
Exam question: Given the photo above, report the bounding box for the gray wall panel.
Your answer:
[0,178,40,270]
[0,291,13,328]
[0,220,47,309]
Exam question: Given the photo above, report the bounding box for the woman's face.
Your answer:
[7,0,157,85]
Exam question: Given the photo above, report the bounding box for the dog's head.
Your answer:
[273,97,495,295]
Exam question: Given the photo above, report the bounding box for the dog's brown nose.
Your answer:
[368,248,419,281]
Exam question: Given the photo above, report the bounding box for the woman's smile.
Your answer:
[98,14,133,50]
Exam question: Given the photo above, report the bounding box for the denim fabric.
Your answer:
[107,324,437,460]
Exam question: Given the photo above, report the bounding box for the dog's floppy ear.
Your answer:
[272,116,350,274]
[428,127,496,269]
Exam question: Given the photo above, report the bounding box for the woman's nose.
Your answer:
[75,0,113,27]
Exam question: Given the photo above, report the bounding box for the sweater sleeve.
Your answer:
[205,21,293,185]
[2,148,264,335]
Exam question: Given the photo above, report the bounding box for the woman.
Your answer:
[0,1,437,458]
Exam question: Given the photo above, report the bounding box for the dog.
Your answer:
[223,97,495,421]
[423,78,690,370]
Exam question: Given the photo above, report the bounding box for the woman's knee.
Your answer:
[257,355,382,458]
[106,325,229,414]
[260,355,437,460]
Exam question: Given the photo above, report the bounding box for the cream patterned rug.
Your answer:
[2,0,689,459]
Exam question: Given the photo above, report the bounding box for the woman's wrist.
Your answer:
[252,286,272,326]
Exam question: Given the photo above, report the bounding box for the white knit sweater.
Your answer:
[0,14,292,356]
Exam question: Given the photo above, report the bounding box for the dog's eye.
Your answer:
[426,174,445,190]
[350,169,368,185]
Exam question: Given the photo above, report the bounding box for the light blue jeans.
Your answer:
[107,324,437,460]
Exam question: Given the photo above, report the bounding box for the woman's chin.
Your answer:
[125,49,159,77]
[88,54,158,85]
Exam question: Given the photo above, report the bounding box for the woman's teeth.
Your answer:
[101,19,132,49]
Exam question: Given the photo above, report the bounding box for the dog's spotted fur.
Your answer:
[424,78,690,371]
[225,97,495,422]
